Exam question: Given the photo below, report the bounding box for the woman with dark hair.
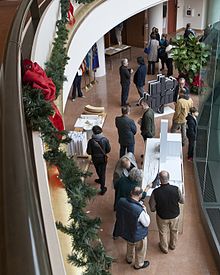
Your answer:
[146,34,159,75]
[87,125,111,195]
[184,23,195,40]
[133,56,147,103]
[158,33,169,71]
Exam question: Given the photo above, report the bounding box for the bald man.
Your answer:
[149,171,184,254]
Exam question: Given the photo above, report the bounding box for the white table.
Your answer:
[142,120,184,233]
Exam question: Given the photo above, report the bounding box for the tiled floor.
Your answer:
[62,47,218,274]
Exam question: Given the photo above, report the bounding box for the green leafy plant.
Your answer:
[23,0,112,273]
[172,35,210,84]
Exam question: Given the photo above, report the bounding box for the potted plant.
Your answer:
[172,35,210,93]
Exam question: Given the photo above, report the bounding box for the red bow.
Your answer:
[23,59,64,132]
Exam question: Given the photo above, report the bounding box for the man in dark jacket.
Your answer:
[115,105,137,158]
[186,107,198,161]
[149,171,184,254]
[114,186,150,270]
[119,58,133,106]
[133,56,147,103]
[87,125,111,195]
[138,98,155,141]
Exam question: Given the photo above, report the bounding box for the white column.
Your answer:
[95,36,106,77]
[148,3,164,38]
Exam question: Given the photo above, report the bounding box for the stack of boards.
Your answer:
[84,105,105,114]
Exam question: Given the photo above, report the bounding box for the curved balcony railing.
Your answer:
[0,0,54,274]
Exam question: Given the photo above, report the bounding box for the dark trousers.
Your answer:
[166,58,173,77]
[160,57,167,69]
[94,161,107,191]
[136,85,145,98]
[121,83,130,106]
[119,144,134,158]
[148,61,156,75]
[72,75,83,99]
[188,138,195,159]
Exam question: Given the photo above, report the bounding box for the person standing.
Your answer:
[133,56,147,102]
[146,34,159,75]
[173,77,190,103]
[113,152,137,186]
[149,171,184,254]
[119,58,133,106]
[138,98,155,142]
[114,186,150,269]
[158,34,169,71]
[71,67,85,101]
[171,90,193,146]
[184,23,195,40]
[186,107,199,161]
[115,105,137,158]
[114,168,152,210]
[86,126,111,195]
[165,38,174,77]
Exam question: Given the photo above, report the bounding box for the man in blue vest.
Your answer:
[114,186,150,270]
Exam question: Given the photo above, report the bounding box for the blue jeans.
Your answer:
[119,144,134,158]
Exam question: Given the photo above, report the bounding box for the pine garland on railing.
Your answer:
[22,0,112,273]
[45,0,70,98]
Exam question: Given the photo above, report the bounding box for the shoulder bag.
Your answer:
[94,139,108,163]
[144,40,151,54]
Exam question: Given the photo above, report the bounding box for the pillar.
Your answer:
[95,36,106,77]
[148,3,163,39]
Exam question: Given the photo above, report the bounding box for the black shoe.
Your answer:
[159,243,168,254]
[99,187,107,195]
[134,261,150,270]
[169,244,176,250]
[126,259,132,264]
[95,179,100,183]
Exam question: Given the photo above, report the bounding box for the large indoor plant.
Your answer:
[172,34,210,93]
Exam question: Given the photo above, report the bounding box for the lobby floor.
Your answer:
[62,47,218,275]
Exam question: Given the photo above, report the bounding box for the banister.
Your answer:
[0,0,53,274]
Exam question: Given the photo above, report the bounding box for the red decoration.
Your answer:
[23,59,64,132]
[192,74,203,87]
[68,1,75,26]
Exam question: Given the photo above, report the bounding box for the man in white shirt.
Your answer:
[114,186,150,270]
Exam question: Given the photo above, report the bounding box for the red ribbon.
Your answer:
[23,59,64,132]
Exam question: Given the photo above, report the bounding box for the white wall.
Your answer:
[63,0,166,110]
[176,0,207,31]
[31,0,60,67]
[149,3,163,39]
[31,0,81,68]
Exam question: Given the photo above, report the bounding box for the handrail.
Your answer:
[0,0,52,274]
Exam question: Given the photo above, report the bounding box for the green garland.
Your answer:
[45,0,96,98]
[23,0,112,274]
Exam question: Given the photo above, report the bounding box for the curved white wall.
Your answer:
[31,0,60,67]
[63,0,165,110]
[31,0,81,68]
